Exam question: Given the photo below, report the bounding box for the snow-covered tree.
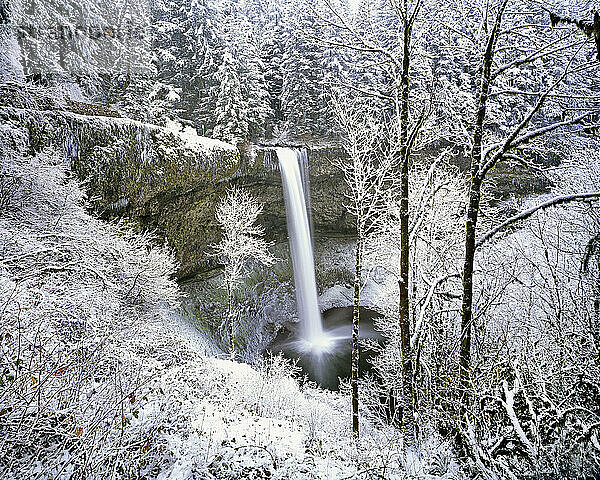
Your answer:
[213,3,271,142]
[0,0,24,82]
[365,156,467,434]
[333,93,395,437]
[279,1,323,136]
[213,187,275,358]
[151,0,222,130]
[319,0,444,441]
[213,50,249,143]
[10,0,153,105]
[458,148,600,476]
[261,11,285,126]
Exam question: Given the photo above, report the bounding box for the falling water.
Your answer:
[276,147,325,347]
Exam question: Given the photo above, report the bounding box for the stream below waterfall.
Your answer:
[267,307,384,390]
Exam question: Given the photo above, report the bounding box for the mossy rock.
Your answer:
[2,105,240,277]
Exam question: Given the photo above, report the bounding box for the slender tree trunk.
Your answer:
[399,161,413,436]
[595,260,600,322]
[459,176,481,394]
[398,5,414,440]
[458,0,506,410]
[227,280,235,360]
[352,234,362,437]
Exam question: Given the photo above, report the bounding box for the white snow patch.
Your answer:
[319,276,389,312]
[164,119,236,155]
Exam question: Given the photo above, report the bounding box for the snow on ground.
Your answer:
[0,104,237,174]
[319,276,391,312]
[168,309,223,357]
[144,355,453,480]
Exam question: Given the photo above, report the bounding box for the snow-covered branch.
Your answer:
[476,192,600,248]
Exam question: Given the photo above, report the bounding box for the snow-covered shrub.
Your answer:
[0,133,202,478]
[461,205,600,478]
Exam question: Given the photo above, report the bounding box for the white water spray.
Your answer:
[276,148,326,349]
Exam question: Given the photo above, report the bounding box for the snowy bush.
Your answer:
[0,132,201,478]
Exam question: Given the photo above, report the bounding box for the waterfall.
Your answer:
[276,147,325,345]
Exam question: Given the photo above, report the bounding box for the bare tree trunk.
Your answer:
[398,0,414,440]
[352,235,362,437]
[459,176,481,395]
[459,0,506,411]
[227,280,235,360]
[595,259,600,321]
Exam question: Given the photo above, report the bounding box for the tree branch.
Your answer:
[476,192,600,248]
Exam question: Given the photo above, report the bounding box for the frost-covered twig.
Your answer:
[476,192,600,248]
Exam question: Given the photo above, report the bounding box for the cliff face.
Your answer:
[159,145,353,279]
[1,90,351,279]
[239,145,353,239]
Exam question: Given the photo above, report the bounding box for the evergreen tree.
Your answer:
[213,49,248,143]
[12,0,153,104]
[261,8,286,127]
[152,0,222,131]
[212,1,271,141]
[279,0,324,136]
[239,37,271,138]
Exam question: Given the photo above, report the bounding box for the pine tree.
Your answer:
[212,1,271,141]
[151,0,222,131]
[279,0,323,136]
[260,7,285,127]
